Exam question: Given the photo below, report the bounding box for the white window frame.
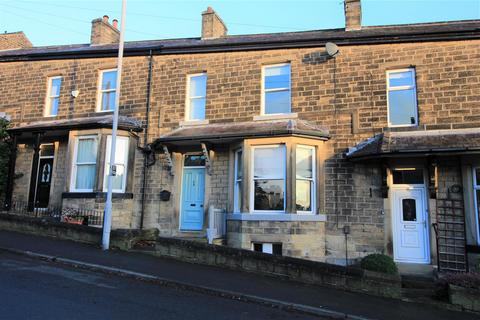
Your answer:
[233,149,243,213]
[103,135,129,193]
[296,145,316,215]
[386,68,418,128]
[250,144,286,214]
[185,73,207,121]
[473,168,480,245]
[70,135,98,193]
[44,76,62,117]
[96,68,117,112]
[261,63,291,115]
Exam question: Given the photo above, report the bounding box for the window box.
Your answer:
[261,63,291,115]
[185,73,207,121]
[44,76,62,117]
[97,69,117,112]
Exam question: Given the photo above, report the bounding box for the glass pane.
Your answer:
[190,74,207,97]
[102,70,117,90]
[402,198,417,221]
[389,89,417,125]
[296,180,312,212]
[106,164,125,191]
[476,190,480,222]
[184,155,206,167]
[234,181,242,213]
[254,179,284,211]
[475,168,480,186]
[389,71,414,87]
[236,151,243,179]
[254,146,285,179]
[50,97,59,116]
[109,137,128,164]
[76,138,97,163]
[296,147,313,179]
[75,164,96,189]
[40,144,54,157]
[265,90,291,114]
[102,91,116,111]
[392,169,423,184]
[51,78,62,96]
[265,65,290,90]
[189,98,206,120]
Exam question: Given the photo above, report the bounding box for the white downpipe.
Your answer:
[102,0,127,251]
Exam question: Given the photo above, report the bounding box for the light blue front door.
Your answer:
[180,167,205,230]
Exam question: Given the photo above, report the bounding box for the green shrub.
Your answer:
[360,254,398,275]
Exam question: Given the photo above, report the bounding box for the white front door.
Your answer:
[392,187,430,264]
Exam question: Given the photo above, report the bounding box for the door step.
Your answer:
[401,275,447,300]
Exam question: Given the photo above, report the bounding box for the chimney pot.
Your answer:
[112,19,118,29]
[344,0,362,31]
[201,7,227,40]
[91,16,120,45]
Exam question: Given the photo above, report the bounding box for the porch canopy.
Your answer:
[151,119,330,149]
[8,115,143,142]
[346,128,480,161]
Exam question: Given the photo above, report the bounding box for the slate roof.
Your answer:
[152,119,329,148]
[0,20,478,61]
[8,115,143,133]
[346,128,480,160]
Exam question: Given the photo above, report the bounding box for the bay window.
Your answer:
[296,145,315,214]
[71,136,98,192]
[103,136,129,193]
[234,149,243,213]
[252,145,286,212]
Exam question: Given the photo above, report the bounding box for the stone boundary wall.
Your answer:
[0,213,157,250]
[152,236,402,299]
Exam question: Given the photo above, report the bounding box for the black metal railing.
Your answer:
[2,199,104,227]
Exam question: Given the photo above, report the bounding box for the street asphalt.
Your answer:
[0,251,320,320]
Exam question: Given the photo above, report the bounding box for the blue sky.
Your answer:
[1,0,479,46]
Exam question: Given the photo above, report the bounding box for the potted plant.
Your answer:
[444,272,480,312]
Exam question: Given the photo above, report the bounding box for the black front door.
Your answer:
[34,158,54,208]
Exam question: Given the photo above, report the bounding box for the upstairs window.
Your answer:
[387,68,418,127]
[262,64,291,115]
[103,136,129,193]
[98,69,117,111]
[71,136,98,192]
[45,76,62,117]
[186,73,207,121]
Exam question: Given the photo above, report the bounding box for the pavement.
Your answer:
[0,251,319,320]
[0,230,477,320]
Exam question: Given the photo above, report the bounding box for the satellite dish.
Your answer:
[325,42,339,57]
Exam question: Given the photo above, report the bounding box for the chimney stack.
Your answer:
[90,15,120,45]
[0,31,32,50]
[344,0,362,31]
[201,7,227,40]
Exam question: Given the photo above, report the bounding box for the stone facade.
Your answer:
[1,5,479,264]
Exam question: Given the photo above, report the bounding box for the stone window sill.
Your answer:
[62,192,133,199]
[253,113,298,121]
[226,213,326,222]
[179,119,210,127]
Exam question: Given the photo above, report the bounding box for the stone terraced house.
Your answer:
[1,1,479,271]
